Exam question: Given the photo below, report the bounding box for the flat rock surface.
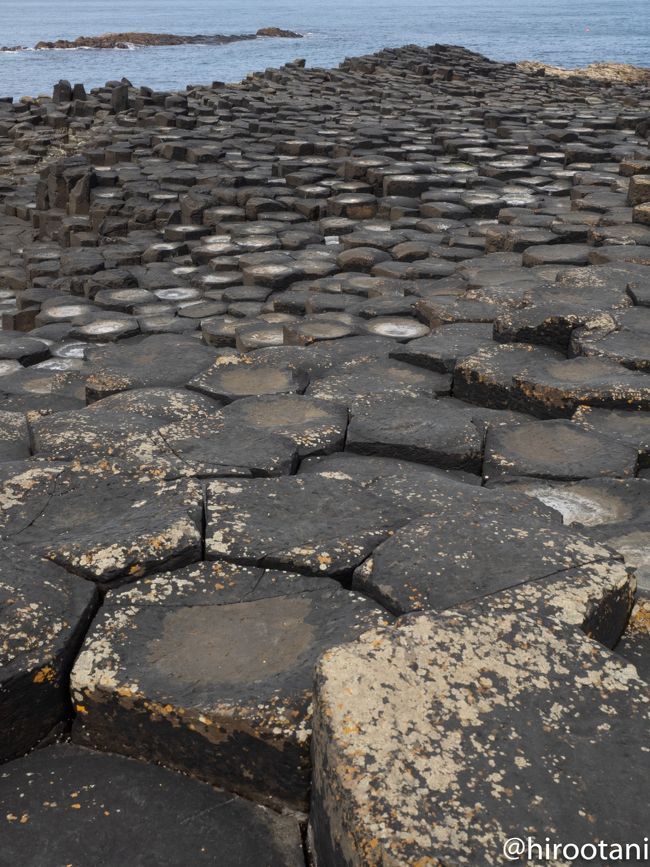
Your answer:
[351,490,623,614]
[0,744,304,866]
[483,418,640,481]
[0,461,203,582]
[205,470,484,577]
[346,394,482,471]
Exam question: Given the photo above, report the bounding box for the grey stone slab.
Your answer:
[205,469,490,578]
[188,359,309,402]
[389,322,493,372]
[352,491,620,615]
[308,359,451,405]
[483,419,639,481]
[0,461,203,584]
[85,333,216,400]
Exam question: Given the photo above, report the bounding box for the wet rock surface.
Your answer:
[0,41,648,864]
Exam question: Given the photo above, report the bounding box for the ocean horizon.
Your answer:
[0,0,648,98]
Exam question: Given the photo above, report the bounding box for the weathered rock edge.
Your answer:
[310,565,646,865]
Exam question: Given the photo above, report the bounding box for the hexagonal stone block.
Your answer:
[493,304,605,352]
[205,470,477,577]
[389,322,493,372]
[311,602,645,865]
[483,419,639,482]
[573,406,650,468]
[346,395,482,471]
[0,461,203,584]
[221,394,348,458]
[455,343,650,417]
[352,490,622,615]
[85,333,216,401]
[513,356,650,416]
[308,359,451,405]
[0,367,87,415]
[299,450,482,488]
[453,342,564,413]
[0,333,50,365]
[522,242,591,267]
[249,334,393,380]
[0,744,304,866]
[188,359,309,403]
[283,316,361,346]
[157,413,300,478]
[0,547,98,761]
[571,311,650,371]
[71,562,390,809]
[31,387,221,464]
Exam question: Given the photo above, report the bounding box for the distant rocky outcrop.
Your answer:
[0,27,302,52]
[518,59,650,85]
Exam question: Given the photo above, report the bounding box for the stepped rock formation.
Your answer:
[0,43,648,865]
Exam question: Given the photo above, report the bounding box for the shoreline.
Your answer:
[2,45,649,104]
[517,58,650,84]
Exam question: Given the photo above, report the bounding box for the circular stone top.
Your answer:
[154,287,201,302]
[364,317,430,339]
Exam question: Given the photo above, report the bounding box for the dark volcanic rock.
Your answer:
[0,744,304,866]
[483,419,640,481]
[0,548,98,761]
[352,490,625,616]
[1,38,649,867]
[346,394,483,471]
[205,470,481,577]
[0,461,203,583]
[311,604,646,866]
[9,28,303,52]
[85,334,216,401]
[71,561,389,809]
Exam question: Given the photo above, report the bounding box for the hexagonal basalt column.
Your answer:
[0,461,203,584]
[311,601,647,866]
[71,561,390,809]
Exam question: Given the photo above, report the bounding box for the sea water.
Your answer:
[0,0,647,98]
